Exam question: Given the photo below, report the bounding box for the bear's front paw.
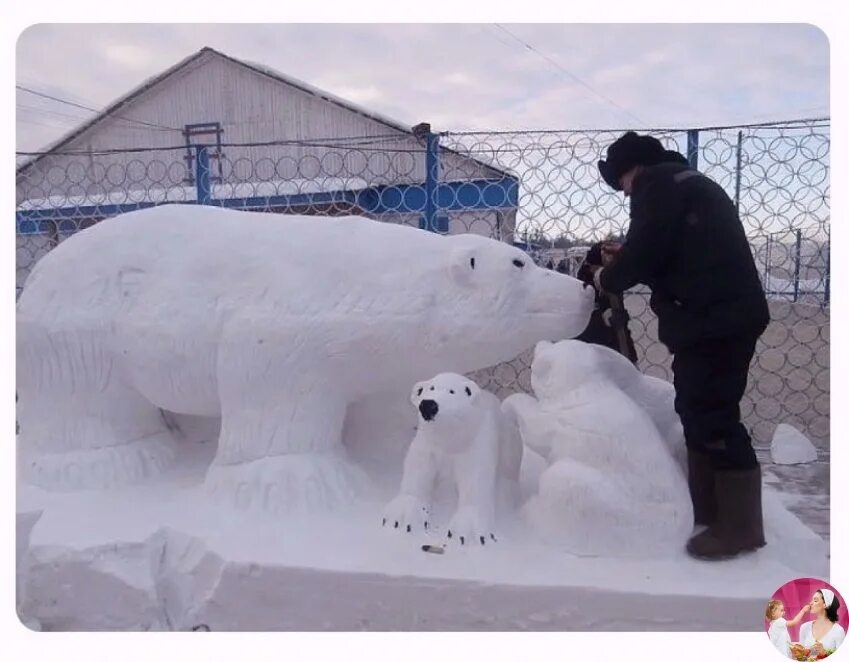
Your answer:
[382,494,430,533]
[447,506,497,546]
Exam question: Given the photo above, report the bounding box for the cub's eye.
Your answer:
[430,386,434,391]
[465,386,472,396]
[470,257,476,270]
[512,259,525,268]
[416,387,423,396]
[449,389,455,394]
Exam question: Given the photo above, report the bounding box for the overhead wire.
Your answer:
[16,84,182,132]
[491,24,646,127]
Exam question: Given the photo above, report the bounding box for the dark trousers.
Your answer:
[672,333,760,470]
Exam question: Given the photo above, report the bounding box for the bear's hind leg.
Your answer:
[17,327,177,490]
[205,356,368,514]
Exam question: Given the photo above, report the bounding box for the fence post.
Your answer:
[196,145,212,205]
[686,129,700,169]
[824,239,830,307]
[765,234,773,297]
[47,220,60,250]
[734,130,743,210]
[414,122,440,232]
[793,228,802,302]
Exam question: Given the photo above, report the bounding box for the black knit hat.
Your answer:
[598,132,689,190]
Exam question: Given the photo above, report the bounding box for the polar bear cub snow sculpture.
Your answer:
[544,340,687,472]
[383,373,522,544]
[16,204,593,513]
[502,340,692,557]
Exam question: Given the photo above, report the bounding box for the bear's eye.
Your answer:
[512,259,525,268]
[430,386,434,391]
[465,386,472,396]
[449,389,455,394]
[416,387,423,396]
[470,257,476,270]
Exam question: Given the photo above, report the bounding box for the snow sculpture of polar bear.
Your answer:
[16,205,594,513]
[382,373,522,544]
[502,340,692,557]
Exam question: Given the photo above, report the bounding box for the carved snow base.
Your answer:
[20,434,177,491]
[17,475,828,631]
[204,452,371,514]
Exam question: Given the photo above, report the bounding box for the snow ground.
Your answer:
[17,435,829,632]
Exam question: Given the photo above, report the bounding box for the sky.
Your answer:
[15,23,830,152]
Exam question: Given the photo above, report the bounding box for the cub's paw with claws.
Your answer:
[446,506,496,546]
[382,494,430,533]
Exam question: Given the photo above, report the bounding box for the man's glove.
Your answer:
[577,241,605,285]
[600,241,622,266]
[578,240,623,287]
[601,306,631,329]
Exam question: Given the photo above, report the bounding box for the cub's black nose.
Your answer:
[419,399,439,421]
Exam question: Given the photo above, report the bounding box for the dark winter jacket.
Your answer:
[598,162,770,353]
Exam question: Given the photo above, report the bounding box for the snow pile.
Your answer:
[771,423,819,465]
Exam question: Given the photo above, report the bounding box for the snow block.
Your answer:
[17,477,828,631]
[771,423,819,465]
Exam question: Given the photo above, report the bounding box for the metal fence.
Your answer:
[15,118,830,452]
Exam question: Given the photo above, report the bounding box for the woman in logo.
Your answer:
[792,589,845,659]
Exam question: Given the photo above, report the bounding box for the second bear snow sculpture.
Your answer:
[16,205,594,513]
[502,340,692,557]
[382,373,523,544]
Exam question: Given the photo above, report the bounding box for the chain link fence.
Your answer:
[442,120,830,453]
[16,118,830,453]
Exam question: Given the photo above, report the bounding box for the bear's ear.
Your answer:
[448,246,478,288]
[411,381,426,405]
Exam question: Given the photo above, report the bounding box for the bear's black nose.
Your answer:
[419,399,439,421]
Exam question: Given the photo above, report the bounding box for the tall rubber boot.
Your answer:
[686,465,767,560]
[687,448,717,527]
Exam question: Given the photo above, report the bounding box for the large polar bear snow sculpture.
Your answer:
[502,340,692,557]
[382,373,522,544]
[16,205,594,512]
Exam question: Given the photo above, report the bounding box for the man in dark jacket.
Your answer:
[590,132,770,560]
